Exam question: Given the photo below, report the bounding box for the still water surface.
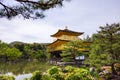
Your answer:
[0,61,52,80]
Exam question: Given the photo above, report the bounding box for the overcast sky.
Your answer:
[0,0,120,43]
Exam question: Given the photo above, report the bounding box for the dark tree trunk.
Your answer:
[111,63,117,75]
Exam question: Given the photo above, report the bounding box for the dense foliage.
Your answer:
[0,75,15,80]
[0,41,48,61]
[30,66,96,80]
[85,23,120,75]
[0,41,22,61]
[61,40,90,62]
[0,0,70,19]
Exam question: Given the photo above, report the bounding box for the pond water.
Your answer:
[0,61,52,80]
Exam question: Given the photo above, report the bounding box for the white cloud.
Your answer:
[0,18,58,43]
[0,0,120,43]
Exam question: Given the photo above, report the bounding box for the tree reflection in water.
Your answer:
[0,61,52,80]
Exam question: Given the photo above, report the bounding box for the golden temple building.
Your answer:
[48,27,91,62]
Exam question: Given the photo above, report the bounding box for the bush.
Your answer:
[65,68,92,80]
[52,73,64,80]
[0,75,15,80]
[42,74,54,80]
[30,70,42,80]
[64,66,75,73]
[47,66,61,75]
[30,66,98,80]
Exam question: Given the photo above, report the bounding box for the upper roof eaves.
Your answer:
[51,29,84,37]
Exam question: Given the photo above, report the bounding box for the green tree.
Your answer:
[34,50,47,60]
[0,0,70,19]
[0,41,22,61]
[9,41,29,59]
[9,42,48,60]
[61,40,90,62]
[5,47,22,61]
[24,43,47,60]
[0,41,9,59]
[86,23,120,75]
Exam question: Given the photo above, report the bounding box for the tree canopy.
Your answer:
[0,40,48,61]
[0,41,22,61]
[61,40,91,62]
[85,23,120,75]
[0,0,70,19]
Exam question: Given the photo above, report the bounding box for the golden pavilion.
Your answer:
[48,27,90,61]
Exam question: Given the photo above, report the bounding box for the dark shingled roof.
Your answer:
[51,28,84,37]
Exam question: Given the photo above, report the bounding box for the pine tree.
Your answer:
[86,23,120,75]
[0,0,70,19]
